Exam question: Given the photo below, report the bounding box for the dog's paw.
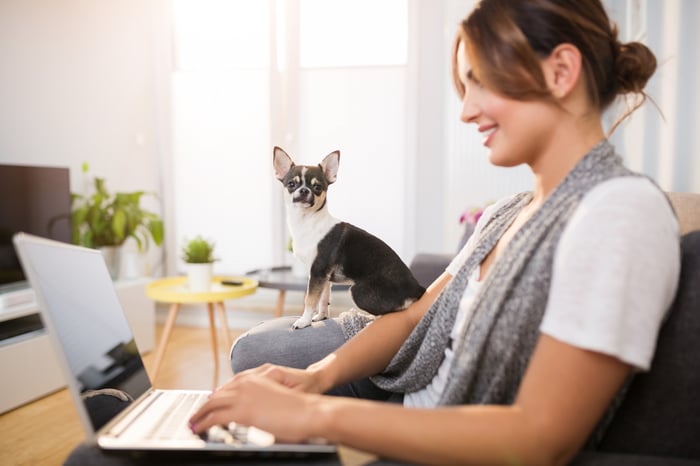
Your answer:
[312,312,328,322]
[292,316,312,329]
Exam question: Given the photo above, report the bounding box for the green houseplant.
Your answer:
[181,235,217,291]
[181,235,216,264]
[71,164,164,278]
[71,165,164,250]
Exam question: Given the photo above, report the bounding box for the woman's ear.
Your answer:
[543,43,582,100]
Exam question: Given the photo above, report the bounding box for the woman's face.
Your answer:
[456,40,558,168]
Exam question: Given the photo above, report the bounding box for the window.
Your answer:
[170,0,411,274]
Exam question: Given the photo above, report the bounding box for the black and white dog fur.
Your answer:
[273,146,426,329]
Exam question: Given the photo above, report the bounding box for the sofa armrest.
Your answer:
[409,253,453,288]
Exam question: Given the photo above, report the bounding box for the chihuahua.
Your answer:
[273,146,425,329]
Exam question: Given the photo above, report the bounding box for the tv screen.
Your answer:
[0,164,72,293]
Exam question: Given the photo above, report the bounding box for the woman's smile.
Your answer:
[479,124,498,147]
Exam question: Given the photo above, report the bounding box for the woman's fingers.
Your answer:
[189,373,321,443]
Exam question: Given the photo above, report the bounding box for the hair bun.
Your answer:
[615,40,657,94]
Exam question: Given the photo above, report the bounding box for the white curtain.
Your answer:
[607,0,700,193]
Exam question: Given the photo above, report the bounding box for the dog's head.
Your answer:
[273,146,339,210]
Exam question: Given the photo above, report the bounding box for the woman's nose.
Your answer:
[460,90,479,124]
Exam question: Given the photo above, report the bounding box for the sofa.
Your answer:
[402,191,700,466]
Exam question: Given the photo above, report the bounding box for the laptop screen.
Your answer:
[14,234,151,429]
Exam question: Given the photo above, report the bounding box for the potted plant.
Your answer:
[71,163,164,278]
[181,235,217,292]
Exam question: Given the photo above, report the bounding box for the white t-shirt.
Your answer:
[404,177,680,408]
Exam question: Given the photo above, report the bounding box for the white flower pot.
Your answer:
[99,246,121,280]
[186,263,213,292]
[120,249,143,279]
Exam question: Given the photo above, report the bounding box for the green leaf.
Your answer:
[149,219,164,246]
[181,235,216,263]
[112,208,127,242]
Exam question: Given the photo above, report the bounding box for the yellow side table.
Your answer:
[146,276,257,388]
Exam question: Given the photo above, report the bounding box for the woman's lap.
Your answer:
[231,316,394,401]
[230,316,346,373]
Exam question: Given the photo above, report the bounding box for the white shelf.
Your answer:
[0,287,35,313]
[0,278,155,414]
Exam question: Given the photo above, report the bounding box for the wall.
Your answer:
[0,0,164,272]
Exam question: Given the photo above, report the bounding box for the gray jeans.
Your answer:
[230,316,398,401]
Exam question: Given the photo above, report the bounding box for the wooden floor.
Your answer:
[0,324,376,466]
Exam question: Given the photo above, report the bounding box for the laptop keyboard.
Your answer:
[146,392,206,440]
[108,391,208,441]
[106,390,275,447]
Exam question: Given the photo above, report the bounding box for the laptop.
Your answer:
[13,232,337,457]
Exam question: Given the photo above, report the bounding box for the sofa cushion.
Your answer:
[598,230,700,458]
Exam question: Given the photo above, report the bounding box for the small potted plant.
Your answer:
[71,163,164,278]
[181,235,217,291]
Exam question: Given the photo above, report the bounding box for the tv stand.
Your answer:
[0,285,34,309]
[0,278,155,414]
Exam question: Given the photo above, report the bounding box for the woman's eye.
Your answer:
[466,69,483,88]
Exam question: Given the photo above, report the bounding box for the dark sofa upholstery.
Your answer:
[593,230,700,461]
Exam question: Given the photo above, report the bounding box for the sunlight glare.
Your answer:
[300,0,407,68]
[173,0,269,70]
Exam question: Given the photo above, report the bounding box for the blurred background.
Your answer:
[1,0,697,278]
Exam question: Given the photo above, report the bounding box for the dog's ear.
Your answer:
[273,146,294,181]
[320,150,340,184]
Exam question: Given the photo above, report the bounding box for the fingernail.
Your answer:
[189,422,197,433]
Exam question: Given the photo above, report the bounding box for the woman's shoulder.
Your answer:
[544,176,681,371]
[584,175,668,204]
[577,176,677,232]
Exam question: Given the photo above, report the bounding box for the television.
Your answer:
[0,164,72,302]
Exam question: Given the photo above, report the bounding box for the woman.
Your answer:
[191,1,680,465]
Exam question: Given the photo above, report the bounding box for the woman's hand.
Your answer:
[189,370,323,443]
[225,362,327,394]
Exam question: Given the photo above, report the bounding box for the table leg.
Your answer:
[275,289,286,318]
[207,302,219,389]
[151,303,180,384]
[216,302,233,355]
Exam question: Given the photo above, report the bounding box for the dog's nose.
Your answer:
[299,187,309,196]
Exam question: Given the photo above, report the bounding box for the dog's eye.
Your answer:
[312,184,323,194]
[287,180,297,189]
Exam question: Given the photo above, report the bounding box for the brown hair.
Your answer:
[452,0,657,131]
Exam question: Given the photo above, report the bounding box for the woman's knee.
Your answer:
[230,316,347,374]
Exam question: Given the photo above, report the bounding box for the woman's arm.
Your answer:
[193,334,630,466]
[315,334,630,466]
[214,271,453,395]
[309,271,452,391]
